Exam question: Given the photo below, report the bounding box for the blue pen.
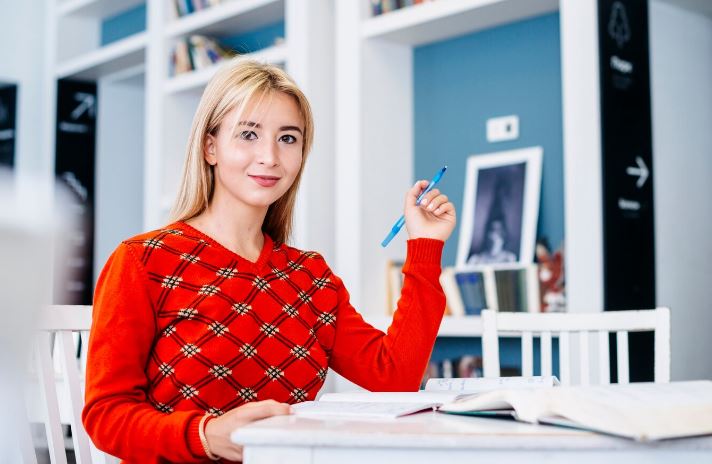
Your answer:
[381,165,448,247]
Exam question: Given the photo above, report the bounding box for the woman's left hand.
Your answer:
[404,180,457,242]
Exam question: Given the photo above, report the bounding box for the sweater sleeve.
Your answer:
[81,243,206,462]
[328,238,446,391]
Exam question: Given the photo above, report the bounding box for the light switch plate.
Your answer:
[487,115,519,142]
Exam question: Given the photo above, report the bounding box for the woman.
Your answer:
[82,60,456,463]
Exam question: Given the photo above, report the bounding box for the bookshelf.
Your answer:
[335,0,603,321]
[45,0,336,275]
[164,0,285,37]
[361,0,557,44]
[369,315,485,337]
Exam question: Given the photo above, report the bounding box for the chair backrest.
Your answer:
[481,307,671,385]
[28,305,117,464]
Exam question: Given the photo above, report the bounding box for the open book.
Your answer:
[291,376,558,420]
[439,380,712,441]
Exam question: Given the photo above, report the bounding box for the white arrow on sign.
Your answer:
[626,156,649,188]
[71,92,96,120]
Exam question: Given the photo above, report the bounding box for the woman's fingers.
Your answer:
[235,400,291,423]
[407,180,431,205]
[205,400,292,460]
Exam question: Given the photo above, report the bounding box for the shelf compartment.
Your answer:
[56,32,147,80]
[362,0,558,46]
[57,0,146,19]
[164,43,287,95]
[165,0,284,39]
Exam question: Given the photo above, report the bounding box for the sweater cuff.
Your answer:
[186,413,207,459]
[403,238,444,267]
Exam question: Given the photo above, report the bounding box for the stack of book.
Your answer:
[172,0,223,18]
[369,0,435,17]
[170,35,236,76]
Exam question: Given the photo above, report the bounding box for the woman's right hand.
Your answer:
[204,399,292,461]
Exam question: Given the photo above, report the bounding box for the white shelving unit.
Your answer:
[46,0,336,280]
[368,315,485,337]
[335,0,603,321]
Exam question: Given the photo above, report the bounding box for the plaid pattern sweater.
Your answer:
[82,222,445,463]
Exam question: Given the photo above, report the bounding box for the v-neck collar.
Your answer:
[174,221,274,272]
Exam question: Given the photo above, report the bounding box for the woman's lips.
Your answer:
[249,175,280,187]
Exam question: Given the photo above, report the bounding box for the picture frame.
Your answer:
[456,146,543,267]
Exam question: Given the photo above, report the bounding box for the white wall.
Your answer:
[650,1,712,380]
[94,77,146,279]
[0,0,46,176]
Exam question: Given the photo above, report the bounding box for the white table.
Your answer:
[231,411,712,464]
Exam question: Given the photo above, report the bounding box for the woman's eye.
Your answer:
[239,131,257,140]
[280,134,297,144]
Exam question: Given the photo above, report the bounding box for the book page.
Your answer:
[292,401,436,420]
[544,381,712,441]
[319,391,463,404]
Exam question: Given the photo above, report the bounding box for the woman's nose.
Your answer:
[257,139,279,166]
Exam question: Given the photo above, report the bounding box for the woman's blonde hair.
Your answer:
[170,59,314,245]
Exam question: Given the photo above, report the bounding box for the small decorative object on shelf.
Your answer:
[170,35,236,76]
[369,0,433,18]
[536,239,566,312]
[173,0,224,18]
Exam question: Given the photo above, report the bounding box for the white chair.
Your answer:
[481,307,671,385]
[26,305,118,464]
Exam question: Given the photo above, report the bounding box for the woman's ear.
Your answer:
[204,134,217,166]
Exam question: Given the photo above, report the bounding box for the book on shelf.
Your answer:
[439,381,712,441]
[172,0,223,18]
[370,0,434,17]
[292,376,559,420]
[439,267,464,316]
[170,35,236,77]
[388,262,540,316]
[437,263,540,316]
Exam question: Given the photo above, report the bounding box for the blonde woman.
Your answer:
[82,60,456,463]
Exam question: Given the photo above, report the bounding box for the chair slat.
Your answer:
[481,310,500,377]
[521,332,534,377]
[60,332,93,463]
[541,331,552,376]
[616,331,630,384]
[654,307,671,382]
[578,331,590,385]
[36,332,69,464]
[598,330,610,384]
[559,332,570,386]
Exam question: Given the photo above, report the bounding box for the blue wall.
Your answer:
[101,3,146,45]
[414,13,564,266]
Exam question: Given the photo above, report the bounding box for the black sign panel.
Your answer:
[598,0,655,381]
[54,79,97,305]
[0,84,17,169]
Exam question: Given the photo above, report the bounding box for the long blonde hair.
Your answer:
[170,59,314,245]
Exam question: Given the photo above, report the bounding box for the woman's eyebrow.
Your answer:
[280,125,303,134]
[237,121,302,134]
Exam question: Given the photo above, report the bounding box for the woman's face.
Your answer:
[205,91,305,210]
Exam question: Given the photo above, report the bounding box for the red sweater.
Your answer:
[82,221,445,463]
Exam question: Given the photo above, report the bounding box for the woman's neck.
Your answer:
[187,196,268,261]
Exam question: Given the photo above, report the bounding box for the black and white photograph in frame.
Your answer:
[456,147,542,267]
